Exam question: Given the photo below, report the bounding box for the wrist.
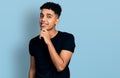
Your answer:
[46,39,52,45]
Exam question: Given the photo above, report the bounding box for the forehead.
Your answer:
[41,9,55,15]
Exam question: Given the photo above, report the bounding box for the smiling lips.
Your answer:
[40,23,48,27]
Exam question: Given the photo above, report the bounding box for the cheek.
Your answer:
[48,20,54,25]
[48,20,53,23]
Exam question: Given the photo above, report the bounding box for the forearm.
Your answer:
[28,67,36,78]
[47,41,64,72]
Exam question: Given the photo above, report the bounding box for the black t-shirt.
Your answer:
[29,31,75,78]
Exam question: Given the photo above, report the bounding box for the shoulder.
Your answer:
[59,31,76,52]
[29,35,39,44]
[59,31,75,39]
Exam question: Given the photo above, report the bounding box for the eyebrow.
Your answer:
[40,13,53,16]
[40,13,43,15]
[47,13,53,16]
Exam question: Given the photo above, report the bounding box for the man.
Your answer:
[29,2,75,78]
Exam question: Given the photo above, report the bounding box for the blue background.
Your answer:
[0,0,120,78]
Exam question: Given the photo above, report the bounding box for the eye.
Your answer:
[40,13,44,18]
[47,14,52,18]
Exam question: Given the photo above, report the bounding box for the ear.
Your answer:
[55,19,59,25]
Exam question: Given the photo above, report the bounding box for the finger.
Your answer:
[39,34,42,39]
[39,32,43,39]
[42,30,45,32]
[41,29,47,32]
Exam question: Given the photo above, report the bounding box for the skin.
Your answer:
[29,9,73,78]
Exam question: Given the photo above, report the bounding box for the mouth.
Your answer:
[40,23,48,27]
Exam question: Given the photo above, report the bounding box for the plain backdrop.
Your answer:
[0,0,120,78]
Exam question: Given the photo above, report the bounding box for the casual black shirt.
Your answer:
[29,31,75,78]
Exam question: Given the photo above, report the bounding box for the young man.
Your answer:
[29,2,75,78]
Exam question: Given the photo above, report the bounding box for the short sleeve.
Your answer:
[62,34,75,53]
[29,39,34,56]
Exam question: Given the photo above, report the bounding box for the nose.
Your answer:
[41,16,46,22]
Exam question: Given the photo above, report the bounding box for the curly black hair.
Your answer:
[40,2,62,18]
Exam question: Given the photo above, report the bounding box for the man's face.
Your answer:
[40,9,59,31]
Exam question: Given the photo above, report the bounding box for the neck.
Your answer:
[48,29,58,38]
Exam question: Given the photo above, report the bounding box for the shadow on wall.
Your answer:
[13,9,39,78]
